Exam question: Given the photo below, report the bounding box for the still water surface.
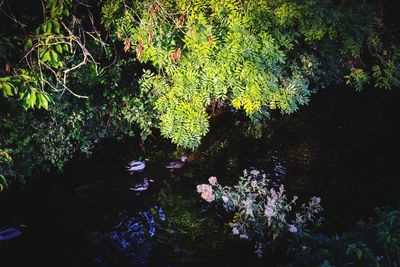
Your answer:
[1,87,399,266]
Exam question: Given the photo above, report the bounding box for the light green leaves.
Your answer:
[0,174,8,192]
[101,0,398,148]
[1,71,51,110]
[0,76,17,97]
[0,82,14,96]
[159,97,210,149]
[21,90,51,110]
[371,47,400,90]
[0,149,12,192]
[345,68,369,92]
[24,39,33,51]
[41,50,52,63]
[38,93,50,110]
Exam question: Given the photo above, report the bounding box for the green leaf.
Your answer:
[37,93,44,108]
[41,51,51,62]
[22,93,30,110]
[19,74,32,81]
[18,90,26,99]
[40,93,49,110]
[56,44,63,54]
[2,83,13,96]
[29,90,37,108]
[41,23,47,33]
[63,8,70,16]
[52,20,61,34]
[50,7,56,18]
[46,21,53,33]
[24,39,33,51]
[51,50,59,63]
[1,174,9,191]
[0,76,11,82]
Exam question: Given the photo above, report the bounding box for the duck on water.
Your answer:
[129,177,153,192]
[165,156,188,171]
[126,160,146,173]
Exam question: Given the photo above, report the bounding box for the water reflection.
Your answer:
[109,206,166,266]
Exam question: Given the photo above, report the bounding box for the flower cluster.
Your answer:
[196,169,323,258]
[196,183,215,203]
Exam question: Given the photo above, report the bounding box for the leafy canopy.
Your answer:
[0,0,399,187]
[101,0,399,148]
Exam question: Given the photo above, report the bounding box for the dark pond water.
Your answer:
[1,86,399,267]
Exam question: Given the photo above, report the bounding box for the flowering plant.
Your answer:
[197,169,323,257]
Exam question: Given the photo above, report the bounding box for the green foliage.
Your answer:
[0,148,12,191]
[0,100,94,175]
[102,0,399,148]
[288,208,400,267]
[372,47,400,90]
[1,0,399,187]
[0,71,52,110]
[345,68,369,92]
[0,58,140,182]
[29,101,97,170]
[0,0,93,110]
[0,174,7,191]
[45,0,72,19]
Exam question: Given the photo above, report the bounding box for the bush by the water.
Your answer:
[1,0,399,186]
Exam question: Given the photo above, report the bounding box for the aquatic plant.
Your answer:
[197,169,323,257]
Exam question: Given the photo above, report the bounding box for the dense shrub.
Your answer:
[197,169,323,258]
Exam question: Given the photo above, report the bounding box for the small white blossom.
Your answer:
[264,206,276,217]
[196,184,215,202]
[288,224,297,233]
[208,176,217,186]
[250,170,260,176]
[232,227,240,235]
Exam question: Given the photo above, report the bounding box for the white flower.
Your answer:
[264,206,276,217]
[250,170,260,176]
[267,195,276,207]
[196,184,215,202]
[311,196,321,205]
[222,196,229,203]
[208,176,217,186]
[288,224,297,233]
[232,227,240,235]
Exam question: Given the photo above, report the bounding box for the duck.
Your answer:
[129,177,153,192]
[165,156,188,170]
[126,160,146,173]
